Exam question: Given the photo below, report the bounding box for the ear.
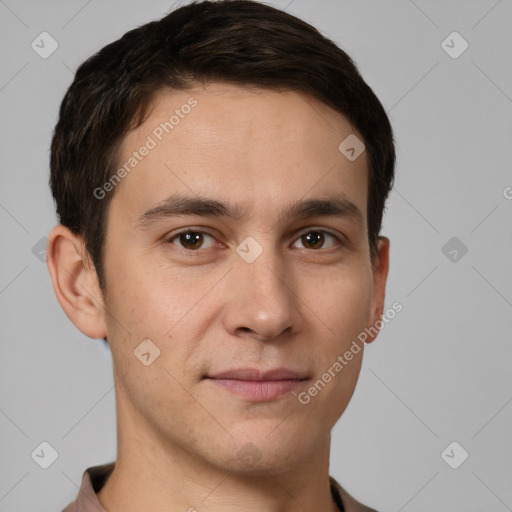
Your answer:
[365,236,390,344]
[46,224,107,339]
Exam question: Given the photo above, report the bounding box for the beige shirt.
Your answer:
[61,462,378,512]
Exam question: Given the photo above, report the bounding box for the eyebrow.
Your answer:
[136,192,364,232]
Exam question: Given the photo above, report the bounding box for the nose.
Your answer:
[222,242,303,342]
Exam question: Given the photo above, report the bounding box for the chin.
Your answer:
[202,427,316,476]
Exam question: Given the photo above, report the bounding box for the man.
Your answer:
[47,1,395,510]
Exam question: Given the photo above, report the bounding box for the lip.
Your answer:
[207,367,307,381]
[205,368,308,402]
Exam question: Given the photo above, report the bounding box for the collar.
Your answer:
[63,462,376,512]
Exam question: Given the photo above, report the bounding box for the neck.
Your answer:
[97,386,340,512]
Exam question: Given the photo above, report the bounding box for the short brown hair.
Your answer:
[50,0,395,293]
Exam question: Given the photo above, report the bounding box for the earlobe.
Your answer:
[46,224,107,339]
[365,236,390,344]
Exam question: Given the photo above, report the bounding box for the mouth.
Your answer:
[204,368,308,402]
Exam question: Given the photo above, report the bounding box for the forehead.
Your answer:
[111,83,368,226]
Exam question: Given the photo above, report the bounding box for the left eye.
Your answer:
[291,230,340,250]
[166,229,341,251]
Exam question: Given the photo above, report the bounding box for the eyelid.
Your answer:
[165,226,346,251]
[165,227,218,250]
[292,227,345,248]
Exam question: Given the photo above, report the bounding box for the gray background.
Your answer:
[1,0,511,510]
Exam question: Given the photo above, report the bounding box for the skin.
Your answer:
[47,83,389,512]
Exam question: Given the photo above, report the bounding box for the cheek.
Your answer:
[102,258,214,377]
[103,250,179,329]
[303,268,372,420]
[102,266,206,415]
[315,266,373,346]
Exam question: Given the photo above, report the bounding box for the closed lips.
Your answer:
[206,368,308,381]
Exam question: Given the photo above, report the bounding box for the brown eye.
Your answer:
[167,231,217,250]
[302,231,323,249]
[292,230,340,250]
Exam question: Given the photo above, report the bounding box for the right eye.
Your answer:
[165,230,219,251]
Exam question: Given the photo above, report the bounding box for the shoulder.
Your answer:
[59,462,114,512]
[329,476,380,512]
[60,498,76,512]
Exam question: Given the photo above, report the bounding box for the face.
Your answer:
[97,83,388,474]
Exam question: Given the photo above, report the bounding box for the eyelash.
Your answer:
[165,228,344,252]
